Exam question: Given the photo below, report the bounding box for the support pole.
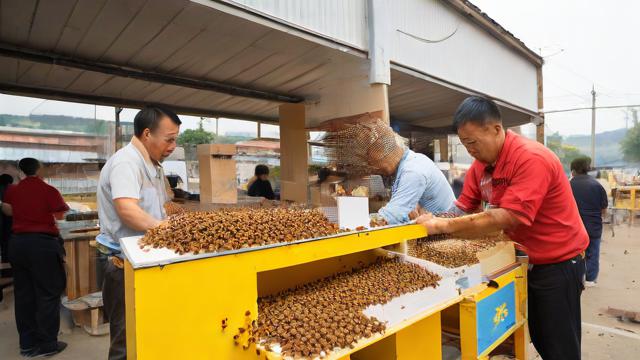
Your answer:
[591,85,596,166]
[115,107,123,151]
[536,66,545,144]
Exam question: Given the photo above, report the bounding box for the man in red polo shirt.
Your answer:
[415,97,588,360]
[1,158,69,357]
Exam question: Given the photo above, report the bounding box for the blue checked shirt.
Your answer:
[378,149,455,224]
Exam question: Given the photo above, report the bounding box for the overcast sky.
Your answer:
[1,1,637,137]
[473,0,640,135]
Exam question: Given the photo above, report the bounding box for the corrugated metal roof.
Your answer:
[0,0,536,133]
[389,68,534,130]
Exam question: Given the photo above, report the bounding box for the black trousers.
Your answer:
[103,259,127,360]
[528,254,585,360]
[8,233,66,352]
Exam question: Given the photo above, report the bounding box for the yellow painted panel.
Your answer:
[125,225,528,360]
[396,313,442,359]
[126,225,427,359]
[251,225,427,272]
[351,334,396,360]
[132,254,258,359]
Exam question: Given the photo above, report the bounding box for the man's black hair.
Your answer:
[133,106,182,137]
[453,96,502,131]
[570,156,591,175]
[18,157,41,176]
[254,164,269,176]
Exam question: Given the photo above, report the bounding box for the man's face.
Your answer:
[457,121,504,164]
[141,116,180,162]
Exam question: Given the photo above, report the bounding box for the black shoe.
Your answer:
[20,347,36,356]
[29,342,67,358]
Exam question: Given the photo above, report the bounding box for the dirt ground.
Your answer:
[576,222,640,360]
[1,223,639,359]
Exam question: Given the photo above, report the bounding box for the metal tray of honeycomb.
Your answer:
[121,221,417,269]
[254,250,458,359]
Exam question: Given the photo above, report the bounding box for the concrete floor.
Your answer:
[1,224,639,359]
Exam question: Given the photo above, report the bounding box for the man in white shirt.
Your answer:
[97,106,180,360]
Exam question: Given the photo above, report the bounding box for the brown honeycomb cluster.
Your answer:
[163,201,185,216]
[256,258,441,358]
[408,238,499,268]
[140,208,340,255]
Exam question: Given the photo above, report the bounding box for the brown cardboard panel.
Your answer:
[478,241,516,275]
[196,144,236,156]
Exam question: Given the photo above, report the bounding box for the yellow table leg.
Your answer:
[514,323,530,360]
[460,299,478,360]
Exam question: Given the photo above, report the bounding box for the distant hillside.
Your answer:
[0,114,132,135]
[0,113,251,144]
[562,128,628,167]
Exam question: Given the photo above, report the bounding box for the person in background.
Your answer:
[1,158,69,357]
[370,125,455,225]
[451,171,466,198]
[97,106,180,360]
[414,96,588,360]
[247,164,275,200]
[0,173,14,277]
[570,156,608,287]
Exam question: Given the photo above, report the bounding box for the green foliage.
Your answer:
[177,118,214,146]
[177,128,214,146]
[547,132,587,173]
[214,135,252,144]
[620,123,640,162]
[0,113,119,135]
[270,166,281,180]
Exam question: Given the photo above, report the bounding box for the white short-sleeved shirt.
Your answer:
[97,140,169,253]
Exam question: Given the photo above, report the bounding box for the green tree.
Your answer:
[177,118,214,146]
[621,123,640,162]
[546,132,587,173]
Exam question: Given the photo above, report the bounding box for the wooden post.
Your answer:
[197,144,237,204]
[279,104,308,203]
[439,136,449,163]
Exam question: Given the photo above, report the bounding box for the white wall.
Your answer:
[216,0,538,112]
[389,0,538,112]
[223,0,368,49]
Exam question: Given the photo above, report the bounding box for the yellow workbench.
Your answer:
[123,225,528,359]
[614,185,640,225]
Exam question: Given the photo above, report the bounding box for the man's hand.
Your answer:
[415,213,449,234]
[408,205,427,220]
[154,219,169,229]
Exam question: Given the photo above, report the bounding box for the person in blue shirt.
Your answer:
[357,120,455,225]
[570,156,608,287]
